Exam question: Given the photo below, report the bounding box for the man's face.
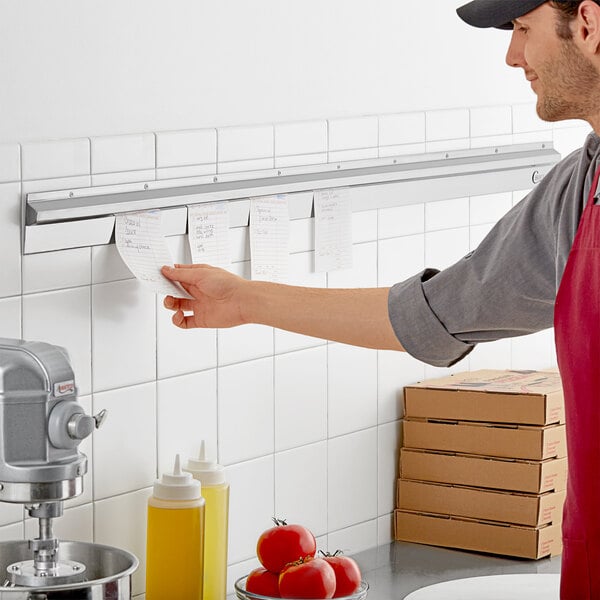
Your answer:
[506,2,599,122]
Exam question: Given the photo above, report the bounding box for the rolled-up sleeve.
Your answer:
[388,269,475,367]
[387,190,558,368]
[385,139,598,369]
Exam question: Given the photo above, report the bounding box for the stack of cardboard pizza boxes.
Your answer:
[394,369,567,559]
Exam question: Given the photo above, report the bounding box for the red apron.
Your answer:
[554,166,600,599]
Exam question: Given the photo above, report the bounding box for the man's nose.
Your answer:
[505,30,526,68]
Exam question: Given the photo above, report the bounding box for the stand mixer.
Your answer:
[0,338,138,599]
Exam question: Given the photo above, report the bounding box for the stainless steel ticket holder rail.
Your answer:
[23,142,560,254]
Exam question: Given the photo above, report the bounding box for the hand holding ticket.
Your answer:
[115,210,193,299]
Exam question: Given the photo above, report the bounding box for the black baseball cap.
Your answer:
[456,0,550,29]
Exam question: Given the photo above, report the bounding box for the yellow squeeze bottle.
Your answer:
[185,441,230,600]
[146,454,205,600]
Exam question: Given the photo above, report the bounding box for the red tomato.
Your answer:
[257,518,317,573]
[278,558,336,599]
[246,567,281,598]
[320,552,362,597]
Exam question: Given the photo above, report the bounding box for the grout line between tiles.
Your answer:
[154,294,159,479]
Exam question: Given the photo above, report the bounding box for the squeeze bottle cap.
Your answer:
[184,440,227,486]
[153,454,201,501]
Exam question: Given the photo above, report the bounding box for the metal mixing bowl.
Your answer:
[0,540,138,599]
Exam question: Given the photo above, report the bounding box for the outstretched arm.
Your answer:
[161,264,405,351]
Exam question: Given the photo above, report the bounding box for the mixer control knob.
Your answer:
[67,410,107,440]
[67,414,95,440]
[49,402,109,449]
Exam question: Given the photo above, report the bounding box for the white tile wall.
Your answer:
[378,112,425,147]
[91,133,155,186]
[225,456,274,564]
[470,192,513,225]
[514,131,554,145]
[3,102,567,596]
[22,287,92,395]
[91,133,155,174]
[378,234,425,286]
[378,350,425,424]
[0,143,20,183]
[156,128,217,179]
[328,116,378,162]
[21,138,90,181]
[468,338,512,370]
[156,370,218,476]
[274,346,327,452]
[91,279,156,391]
[513,103,552,133]
[156,294,217,379]
[23,247,91,294]
[0,182,21,298]
[511,329,555,370]
[425,227,470,271]
[328,242,377,289]
[328,117,378,151]
[218,357,274,465]
[426,108,470,142]
[0,522,24,542]
[328,428,378,532]
[470,133,514,149]
[328,344,377,438]
[93,383,156,499]
[218,125,274,173]
[379,204,424,239]
[275,442,328,536]
[470,223,495,250]
[553,125,592,158]
[0,504,24,530]
[0,296,21,339]
[91,245,134,284]
[327,519,378,556]
[377,513,394,546]
[425,197,469,232]
[470,106,512,138]
[275,120,328,168]
[352,210,378,243]
[95,488,152,596]
[377,420,401,516]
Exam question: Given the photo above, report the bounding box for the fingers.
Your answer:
[162,264,208,285]
[164,295,195,312]
[174,263,210,269]
[172,310,197,329]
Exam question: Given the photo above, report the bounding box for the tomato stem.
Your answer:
[318,549,343,557]
[271,516,288,527]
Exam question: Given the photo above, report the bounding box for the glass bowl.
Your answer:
[234,576,369,600]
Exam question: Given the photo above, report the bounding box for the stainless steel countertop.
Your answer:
[354,542,561,600]
[227,541,561,599]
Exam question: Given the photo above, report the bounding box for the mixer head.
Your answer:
[0,338,108,590]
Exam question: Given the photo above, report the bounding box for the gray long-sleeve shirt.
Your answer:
[388,132,600,368]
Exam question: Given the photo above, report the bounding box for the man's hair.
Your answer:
[551,1,600,39]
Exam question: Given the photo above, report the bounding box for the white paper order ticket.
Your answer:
[187,201,231,267]
[249,195,290,283]
[314,187,353,273]
[115,210,192,298]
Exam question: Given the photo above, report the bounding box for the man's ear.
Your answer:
[575,0,600,54]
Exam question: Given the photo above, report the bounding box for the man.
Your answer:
[163,2,600,597]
